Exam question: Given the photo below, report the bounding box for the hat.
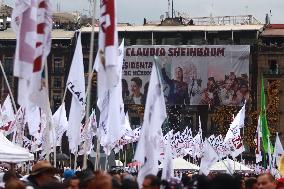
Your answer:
[63,169,75,179]
[30,160,58,176]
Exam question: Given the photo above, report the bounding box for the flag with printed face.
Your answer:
[12,0,52,110]
[134,63,167,187]
[66,32,86,153]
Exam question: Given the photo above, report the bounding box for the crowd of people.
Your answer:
[0,160,283,189]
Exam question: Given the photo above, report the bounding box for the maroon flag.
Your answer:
[12,0,52,109]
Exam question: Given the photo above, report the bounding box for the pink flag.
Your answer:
[12,0,52,109]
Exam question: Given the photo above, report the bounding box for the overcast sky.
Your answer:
[5,0,284,24]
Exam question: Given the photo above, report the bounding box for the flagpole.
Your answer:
[43,61,55,164]
[83,0,97,170]
[0,61,17,112]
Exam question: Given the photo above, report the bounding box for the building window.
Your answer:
[268,59,279,74]
[53,77,62,88]
[53,57,63,74]
[2,57,13,75]
[53,94,61,110]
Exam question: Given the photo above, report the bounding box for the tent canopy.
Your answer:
[210,159,252,172]
[115,160,123,166]
[0,132,34,163]
[159,158,199,170]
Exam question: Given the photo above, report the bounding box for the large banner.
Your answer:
[122,45,250,106]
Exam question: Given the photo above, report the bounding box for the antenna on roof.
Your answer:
[172,0,174,18]
[167,0,171,18]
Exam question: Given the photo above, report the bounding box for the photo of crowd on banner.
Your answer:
[122,69,249,106]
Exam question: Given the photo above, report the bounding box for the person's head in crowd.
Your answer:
[39,181,67,189]
[257,173,276,189]
[142,174,160,189]
[64,176,80,189]
[175,67,184,82]
[229,72,236,81]
[112,177,122,189]
[207,77,216,91]
[3,171,18,187]
[5,180,25,189]
[64,169,75,180]
[86,171,112,189]
[130,77,143,97]
[28,160,59,187]
[276,178,284,189]
[210,173,240,189]
[122,79,130,97]
[76,169,95,189]
[241,73,248,81]
[245,177,258,189]
[121,179,139,189]
[240,83,249,94]
[224,78,233,90]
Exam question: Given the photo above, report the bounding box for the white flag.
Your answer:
[25,106,41,136]
[95,38,125,151]
[134,62,167,187]
[66,32,86,153]
[231,102,246,129]
[273,134,284,167]
[224,104,245,158]
[0,95,15,126]
[162,132,174,181]
[199,139,219,176]
[52,104,68,146]
[255,116,262,163]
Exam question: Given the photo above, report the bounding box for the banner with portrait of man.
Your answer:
[122,45,250,106]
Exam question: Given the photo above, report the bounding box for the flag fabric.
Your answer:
[66,32,86,154]
[78,110,97,155]
[25,106,41,136]
[224,103,246,158]
[162,132,174,182]
[231,102,246,129]
[192,117,203,158]
[12,0,52,110]
[273,133,283,167]
[95,34,125,152]
[260,77,272,154]
[255,116,262,163]
[199,139,219,176]
[134,62,167,187]
[98,0,120,89]
[52,104,68,146]
[0,95,15,126]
